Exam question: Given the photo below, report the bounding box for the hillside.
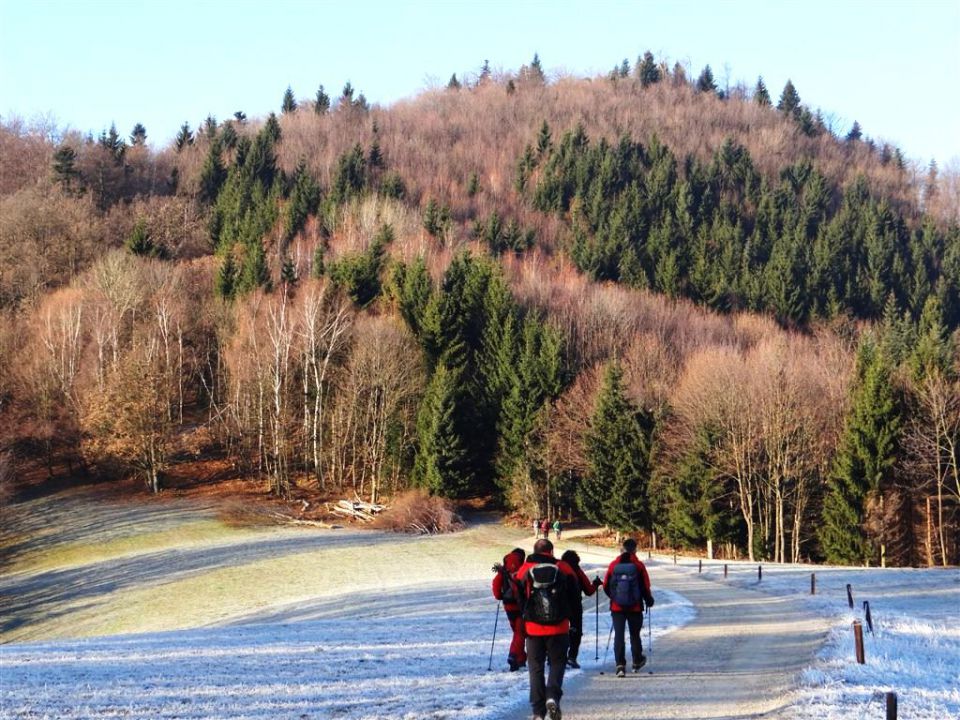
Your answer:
[0,57,958,569]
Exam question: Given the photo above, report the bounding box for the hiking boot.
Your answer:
[545,698,561,720]
[633,655,647,672]
[566,657,580,669]
[615,665,626,678]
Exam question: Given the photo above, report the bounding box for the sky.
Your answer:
[2,0,958,167]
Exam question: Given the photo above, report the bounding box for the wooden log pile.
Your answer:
[328,498,386,523]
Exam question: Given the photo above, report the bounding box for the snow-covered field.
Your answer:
[660,556,960,720]
[0,505,692,719]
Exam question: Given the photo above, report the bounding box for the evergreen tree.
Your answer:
[341,81,355,106]
[819,339,901,564]
[696,65,717,93]
[233,111,247,123]
[618,58,630,78]
[280,255,298,287]
[215,252,238,299]
[52,145,79,192]
[637,51,660,87]
[754,77,771,106]
[237,240,271,293]
[314,85,330,114]
[263,113,282,144]
[447,73,461,90]
[199,140,227,205]
[422,198,443,237]
[282,85,298,114]
[130,123,147,146]
[479,59,491,83]
[777,80,801,118]
[284,159,321,243]
[396,256,434,338]
[311,243,325,278]
[126,219,161,258]
[412,362,473,498]
[529,53,546,83]
[329,143,367,205]
[202,114,217,140]
[99,123,126,161]
[466,172,480,197]
[368,125,384,170]
[328,224,391,306]
[175,122,193,152]
[578,362,652,533]
[846,121,863,142]
[536,120,552,157]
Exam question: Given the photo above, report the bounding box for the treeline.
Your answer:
[522,123,960,328]
[1,55,958,566]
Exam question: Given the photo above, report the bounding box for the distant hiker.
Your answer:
[552,519,562,541]
[560,549,600,669]
[516,538,578,720]
[533,517,541,539]
[492,547,527,671]
[603,537,655,677]
[540,518,551,540]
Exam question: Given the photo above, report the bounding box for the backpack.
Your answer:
[524,562,568,625]
[500,568,520,605]
[611,561,642,609]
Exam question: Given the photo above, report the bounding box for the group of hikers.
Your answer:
[492,535,655,720]
[532,517,562,540]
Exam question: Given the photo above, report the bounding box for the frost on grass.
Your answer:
[0,578,692,719]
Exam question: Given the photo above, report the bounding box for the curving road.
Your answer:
[554,538,830,720]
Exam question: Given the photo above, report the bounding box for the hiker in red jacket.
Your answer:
[492,547,527,671]
[515,538,578,720]
[602,537,655,677]
[560,549,600,669]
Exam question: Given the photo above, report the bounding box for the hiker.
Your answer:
[540,518,551,540]
[492,547,527,671]
[533,517,541,539]
[560,549,601,669]
[552,519,562,541]
[516,538,578,720]
[603,537,655,677]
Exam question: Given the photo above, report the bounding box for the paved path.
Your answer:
[556,544,830,720]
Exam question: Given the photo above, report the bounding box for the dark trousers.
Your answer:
[526,633,569,716]
[568,608,584,661]
[611,611,644,667]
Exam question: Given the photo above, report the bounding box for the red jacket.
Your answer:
[492,551,524,612]
[572,564,598,597]
[603,552,653,613]
[515,553,578,636]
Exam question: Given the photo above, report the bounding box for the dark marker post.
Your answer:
[853,620,865,664]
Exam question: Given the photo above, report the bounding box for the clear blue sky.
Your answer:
[2,0,958,166]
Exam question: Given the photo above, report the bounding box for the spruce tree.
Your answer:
[536,120,552,157]
[52,145,79,192]
[280,255,298,287]
[637,51,660,88]
[479,59,491,83]
[529,53,546,83]
[819,339,901,564]
[696,65,717,93]
[215,252,238,299]
[314,85,330,114]
[130,123,147,145]
[396,256,434,338]
[199,140,227,205]
[447,73,461,90]
[126,219,160,257]
[578,362,651,533]
[282,86,297,114]
[754,77,771,106]
[238,240,271,293]
[466,172,480,197]
[284,159,321,243]
[846,121,863,142]
[413,362,473,497]
[777,80,801,118]
[341,81,355,106]
[423,198,442,237]
[174,122,193,152]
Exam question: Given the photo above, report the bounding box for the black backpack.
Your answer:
[611,561,642,608]
[500,567,519,605]
[524,562,568,625]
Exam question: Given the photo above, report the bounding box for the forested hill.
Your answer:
[1,54,958,568]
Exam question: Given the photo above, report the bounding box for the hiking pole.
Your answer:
[599,621,614,673]
[647,606,653,673]
[594,583,600,661]
[487,601,501,671]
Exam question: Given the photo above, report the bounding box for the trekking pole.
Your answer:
[602,621,613,668]
[487,601,501,671]
[647,606,652,670]
[594,583,600,661]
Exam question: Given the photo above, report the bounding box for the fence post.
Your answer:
[724,564,728,578]
[811,573,816,595]
[885,692,897,720]
[698,559,702,574]
[852,620,865,664]
[648,549,652,560]
[846,583,854,609]
[863,601,874,634]
[758,565,762,581]
[673,551,677,565]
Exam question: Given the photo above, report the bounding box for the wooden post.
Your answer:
[706,538,714,560]
[852,620,865,663]
[648,549,652,560]
[811,573,816,595]
[698,559,702,574]
[926,496,934,567]
[847,583,854,609]
[863,601,873,634]
[758,565,762,581]
[673,551,677,565]
[886,692,897,720]
[724,564,728,578]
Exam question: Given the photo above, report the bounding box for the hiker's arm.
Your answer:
[637,561,654,606]
[492,571,504,600]
[602,563,613,597]
[577,566,596,596]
